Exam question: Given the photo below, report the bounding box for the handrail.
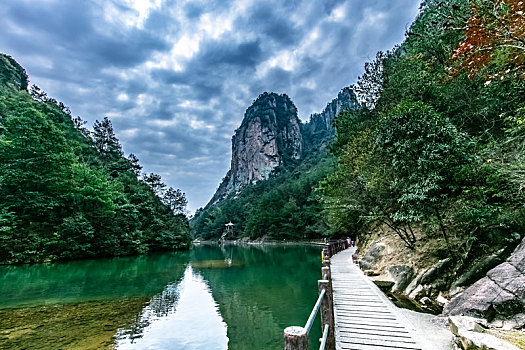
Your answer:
[319,324,329,350]
[304,288,326,333]
[284,239,349,350]
[324,239,348,261]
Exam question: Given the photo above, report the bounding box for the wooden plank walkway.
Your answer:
[331,248,427,350]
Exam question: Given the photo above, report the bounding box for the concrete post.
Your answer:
[284,326,308,350]
[318,280,335,350]
[322,266,330,281]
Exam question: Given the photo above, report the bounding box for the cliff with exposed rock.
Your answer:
[206,88,359,208]
[193,87,360,239]
[302,87,359,151]
[208,92,303,206]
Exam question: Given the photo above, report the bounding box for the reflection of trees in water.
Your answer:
[148,279,184,317]
[115,271,186,343]
[0,251,190,308]
[193,245,322,350]
[116,245,322,348]
[117,311,152,343]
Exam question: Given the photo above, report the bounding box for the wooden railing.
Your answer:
[283,240,348,350]
[323,239,348,261]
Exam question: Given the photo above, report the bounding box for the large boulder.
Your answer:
[405,268,428,296]
[419,258,453,286]
[444,238,525,329]
[405,258,453,297]
[359,242,385,270]
[449,316,520,350]
[387,265,414,293]
[451,249,507,290]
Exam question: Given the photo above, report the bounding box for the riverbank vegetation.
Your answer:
[193,0,524,262]
[191,152,334,240]
[0,54,191,264]
[319,0,525,260]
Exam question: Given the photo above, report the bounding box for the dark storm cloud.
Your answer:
[0,0,421,212]
[88,31,169,68]
[3,0,169,78]
[198,40,263,67]
[6,1,94,43]
[239,5,300,46]
[157,38,264,91]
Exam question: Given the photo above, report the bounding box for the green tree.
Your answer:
[378,101,472,247]
[163,187,187,215]
[143,173,166,196]
[93,116,123,164]
[0,55,192,263]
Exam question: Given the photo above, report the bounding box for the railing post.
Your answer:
[318,279,335,350]
[322,259,330,268]
[322,247,329,265]
[284,326,308,350]
[321,266,330,281]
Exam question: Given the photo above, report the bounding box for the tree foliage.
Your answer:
[0,56,191,263]
[191,152,334,240]
[319,0,525,259]
[450,0,525,79]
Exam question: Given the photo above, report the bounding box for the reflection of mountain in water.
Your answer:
[115,266,228,350]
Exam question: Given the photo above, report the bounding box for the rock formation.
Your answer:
[302,87,359,150]
[208,92,303,205]
[449,316,520,350]
[444,237,525,329]
[206,87,359,207]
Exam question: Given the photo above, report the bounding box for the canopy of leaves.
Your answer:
[191,152,334,240]
[318,0,525,260]
[450,0,525,80]
[0,56,191,264]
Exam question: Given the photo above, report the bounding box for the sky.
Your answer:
[1,0,421,213]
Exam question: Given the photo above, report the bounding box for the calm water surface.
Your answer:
[0,244,322,349]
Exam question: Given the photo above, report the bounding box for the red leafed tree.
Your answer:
[450,0,525,79]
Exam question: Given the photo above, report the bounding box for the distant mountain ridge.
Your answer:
[206,88,359,208]
[302,87,359,151]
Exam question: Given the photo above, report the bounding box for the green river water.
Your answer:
[0,244,322,350]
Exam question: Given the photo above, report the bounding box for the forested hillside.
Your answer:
[191,90,357,240]
[193,0,524,255]
[319,0,525,259]
[192,151,334,240]
[0,54,191,264]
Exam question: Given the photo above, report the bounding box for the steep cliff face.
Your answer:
[205,88,360,208]
[303,87,359,150]
[208,92,303,205]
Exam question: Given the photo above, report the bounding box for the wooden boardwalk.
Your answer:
[331,248,426,350]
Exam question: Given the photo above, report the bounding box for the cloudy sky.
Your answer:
[1,0,420,212]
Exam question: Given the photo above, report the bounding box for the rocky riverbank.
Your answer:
[0,298,149,350]
[357,231,525,349]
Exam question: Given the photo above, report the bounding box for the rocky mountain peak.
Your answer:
[208,92,303,206]
[206,88,359,207]
[303,87,359,149]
